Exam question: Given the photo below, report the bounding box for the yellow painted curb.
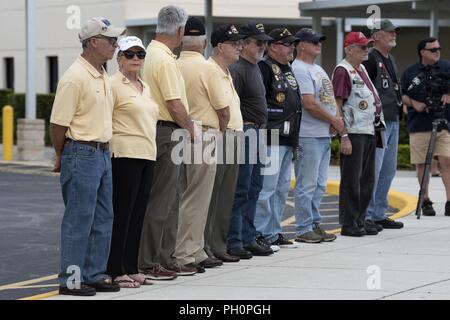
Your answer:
[290,179,417,234]
[18,290,59,301]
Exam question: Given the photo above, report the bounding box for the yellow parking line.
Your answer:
[6,284,59,290]
[18,291,59,301]
[0,274,58,291]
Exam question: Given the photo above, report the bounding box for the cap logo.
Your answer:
[101,19,111,31]
[281,28,292,37]
[230,25,238,34]
[256,23,265,33]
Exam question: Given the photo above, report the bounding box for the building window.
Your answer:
[4,57,14,91]
[47,56,58,93]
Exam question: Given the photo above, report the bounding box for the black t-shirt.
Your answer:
[229,57,268,125]
[401,60,450,133]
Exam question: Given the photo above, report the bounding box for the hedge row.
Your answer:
[0,89,55,145]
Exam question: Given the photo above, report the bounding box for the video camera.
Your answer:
[408,65,450,120]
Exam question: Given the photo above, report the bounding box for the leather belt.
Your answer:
[157,120,180,129]
[65,139,109,150]
[243,121,266,129]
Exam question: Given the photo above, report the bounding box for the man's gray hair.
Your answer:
[156,5,188,35]
[181,35,206,50]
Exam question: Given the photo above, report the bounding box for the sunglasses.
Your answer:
[424,47,442,53]
[121,50,147,60]
[94,36,118,46]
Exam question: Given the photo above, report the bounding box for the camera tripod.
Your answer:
[415,117,450,219]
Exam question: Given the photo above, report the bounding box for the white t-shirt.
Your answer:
[292,59,337,138]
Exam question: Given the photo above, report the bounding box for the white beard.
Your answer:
[388,40,397,49]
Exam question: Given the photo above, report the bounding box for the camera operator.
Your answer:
[401,37,450,216]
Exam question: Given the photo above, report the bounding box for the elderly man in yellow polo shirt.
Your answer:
[50,17,125,297]
[175,17,235,272]
[138,5,198,280]
[204,24,245,263]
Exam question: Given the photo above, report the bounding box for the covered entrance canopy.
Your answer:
[298,0,450,64]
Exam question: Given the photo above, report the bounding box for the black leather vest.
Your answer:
[261,57,302,136]
[371,49,403,121]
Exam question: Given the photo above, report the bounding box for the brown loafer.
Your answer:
[214,251,240,263]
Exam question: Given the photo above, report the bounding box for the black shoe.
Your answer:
[59,284,96,297]
[366,220,383,232]
[363,220,379,235]
[271,233,295,247]
[445,201,450,216]
[255,235,271,248]
[422,198,436,216]
[243,243,273,256]
[213,252,240,263]
[86,278,120,293]
[199,257,223,268]
[227,247,253,259]
[341,226,366,237]
[376,217,404,229]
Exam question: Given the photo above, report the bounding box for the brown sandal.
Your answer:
[114,275,141,288]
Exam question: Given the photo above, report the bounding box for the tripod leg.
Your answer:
[415,122,439,219]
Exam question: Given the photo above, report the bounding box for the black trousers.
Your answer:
[339,134,376,228]
[107,157,154,277]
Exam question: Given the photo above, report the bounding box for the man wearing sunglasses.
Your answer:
[291,28,341,244]
[362,19,404,232]
[401,37,450,217]
[50,17,126,296]
[332,32,386,237]
[254,27,302,250]
[227,23,274,259]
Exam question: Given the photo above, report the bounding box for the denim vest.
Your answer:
[333,59,384,135]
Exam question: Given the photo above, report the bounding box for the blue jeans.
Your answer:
[227,126,265,248]
[366,121,399,222]
[254,145,292,243]
[294,137,331,235]
[59,142,113,286]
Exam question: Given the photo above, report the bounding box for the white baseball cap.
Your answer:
[79,17,126,42]
[117,36,146,51]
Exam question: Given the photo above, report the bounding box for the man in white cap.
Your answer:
[50,17,125,296]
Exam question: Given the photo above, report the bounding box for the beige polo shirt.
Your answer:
[178,51,229,129]
[143,40,189,122]
[50,56,113,143]
[208,57,243,130]
[110,72,159,161]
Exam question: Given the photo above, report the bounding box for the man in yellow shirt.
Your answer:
[175,18,236,272]
[138,5,198,280]
[50,17,125,296]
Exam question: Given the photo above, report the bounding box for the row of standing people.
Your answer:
[51,6,409,297]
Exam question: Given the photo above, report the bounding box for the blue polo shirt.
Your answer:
[401,59,450,133]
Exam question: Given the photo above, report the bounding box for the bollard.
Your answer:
[2,105,14,161]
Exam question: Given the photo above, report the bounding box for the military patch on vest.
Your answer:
[359,100,369,110]
[276,92,286,103]
[272,64,281,75]
[286,73,298,90]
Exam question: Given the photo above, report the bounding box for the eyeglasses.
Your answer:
[94,36,118,46]
[248,39,267,47]
[222,40,242,48]
[351,44,371,50]
[424,47,442,53]
[274,42,293,47]
[120,50,147,60]
[305,40,321,45]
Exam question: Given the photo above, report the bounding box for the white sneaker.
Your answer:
[270,245,280,252]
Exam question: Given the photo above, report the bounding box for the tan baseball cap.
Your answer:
[79,17,126,42]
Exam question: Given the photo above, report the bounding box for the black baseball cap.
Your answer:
[295,28,326,43]
[268,28,299,44]
[211,24,245,47]
[239,23,273,41]
[184,17,206,36]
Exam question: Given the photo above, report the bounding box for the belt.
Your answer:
[157,120,180,129]
[243,121,266,129]
[65,139,109,150]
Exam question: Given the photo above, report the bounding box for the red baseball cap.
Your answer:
[344,32,374,47]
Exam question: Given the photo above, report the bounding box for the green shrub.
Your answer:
[397,144,414,169]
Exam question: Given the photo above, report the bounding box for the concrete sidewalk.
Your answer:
[46,166,450,300]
